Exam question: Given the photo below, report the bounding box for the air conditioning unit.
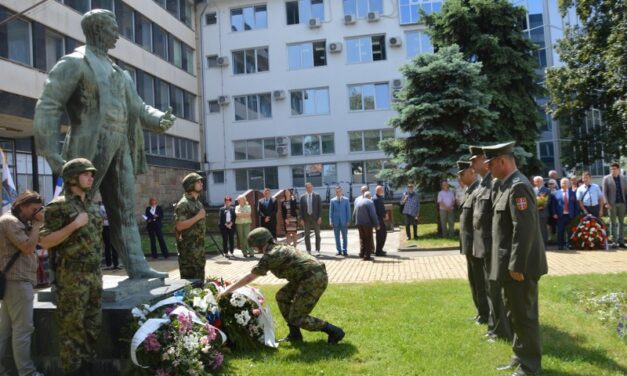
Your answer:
[391,79,403,88]
[309,18,321,28]
[276,136,289,146]
[216,56,229,66]
[328,42,343,53]
[217,95,230,105]
[273,90,286,100]
[344,14,356,25]
[389,36,402,47]
[392,89,401,102]
[276,146,289,157]
[367,12,380,22]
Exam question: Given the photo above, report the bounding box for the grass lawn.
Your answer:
[221,273,627,375]
[400,223,460,249]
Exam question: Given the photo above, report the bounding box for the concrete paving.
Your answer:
[105,229,627,285]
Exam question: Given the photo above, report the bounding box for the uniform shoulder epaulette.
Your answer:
[492,177,498,182]
[512,177,521,184]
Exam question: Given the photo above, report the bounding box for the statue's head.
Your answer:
[81,9,119,51]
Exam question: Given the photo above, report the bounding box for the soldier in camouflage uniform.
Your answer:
[39,158,103,375]
[218,227,345,344]
[174,173,206,281]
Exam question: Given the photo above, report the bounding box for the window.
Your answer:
[206,12,217,25]
[232,47,269,75]
[2,14,31,66]
[44,30,64,71]
[144,131,198,161]
[153,0,192,26]
[156,80,170,109]
[138,72,155,106]
[405,30,433,58]
[233,138,278,160]
[286,0,324,25]
[184,91,195,121]
[231,5,267,32]
[346,35,386,64]
[290,88,330,116]
[135,14,152,51]
[235,167,278,190]
[234,93,272,121]
[343,0,383,17]
[206,55,219,68]
[169,35,183,68]
[64,0,89,13]
[399,0,442,25]
[115,1,135,41]
[208,100,220,113]
[352,160,387,183]
[292,163,337,187]
[348,83,390,111]
[92,0,114,11]
[171,86,184,117]
[289,134,334,156]
[213,171,224,184]
[152,24,168,60]
[287,41,326,69]
[183,44,194,75]
[349,129,394,152]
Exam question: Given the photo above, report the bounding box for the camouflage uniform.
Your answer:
[40,192,103,373]
[251,244,328,331]
[175,193,206,280]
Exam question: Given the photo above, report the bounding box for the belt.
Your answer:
[57,259,100,273]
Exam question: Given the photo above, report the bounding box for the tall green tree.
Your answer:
[546,0,626,165]
[379,45,496,192]
[424,0,544,173]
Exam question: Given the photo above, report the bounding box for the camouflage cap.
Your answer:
[248,227,273,247]
[62,158,97,180]
[182,172,204,192]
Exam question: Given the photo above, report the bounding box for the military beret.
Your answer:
[456,160,472,174]
[468,145,484,160]
[482,141,515,163]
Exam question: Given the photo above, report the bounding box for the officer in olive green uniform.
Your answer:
[39,159,103,375]
[218,227,345,344]
[174,173,206,281]
[484,142,548,376]
[469,145,512,342]
[457,160,489,325]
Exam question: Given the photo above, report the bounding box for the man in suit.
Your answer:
[300,182,322,255]
[372,185,387,256]
[145,197,169,260]
[258,188,277,239]
[551,178,579,250]
[354,192,379,261]
[532,176,551,247]
[33,9,174,279]
[603,161,627,248]
[329,186,351,256]
[485,142,548,376]
[470,146,512,342]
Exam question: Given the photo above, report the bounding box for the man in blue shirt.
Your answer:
[329,186,351,256]
[400,184,420,240]
[576,171,604,218]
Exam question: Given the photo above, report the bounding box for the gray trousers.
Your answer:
[439,208,455,237]
[302,217,321,252]
[0,280,36,376]
[608,203,626,244]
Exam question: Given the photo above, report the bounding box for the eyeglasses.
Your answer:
[33,206,44,215]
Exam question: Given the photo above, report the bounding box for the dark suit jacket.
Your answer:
[490,170,548,282]
[219,206,236,228]
[551,189,578,217]
[602,174,627,205]
[145,205,164,229]
[472,173,494,259]
[281,198,298,219]
[299,192,321,221]
[459,180,479,256]
[372,194,386,220]
[257,197,276,223]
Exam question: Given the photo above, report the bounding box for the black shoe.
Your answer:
[509,366,540,376]
[322,323,345,344]
[475,316,489,325]
[496,359,520,371]
[619,243,626,248]
[413,236,418,240]
[375,251,387,256]
[277,324,303,343]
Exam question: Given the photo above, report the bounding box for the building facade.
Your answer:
[199,0,439,204]
[0,0,202,213]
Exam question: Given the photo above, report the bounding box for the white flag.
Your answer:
[1,149,17,214]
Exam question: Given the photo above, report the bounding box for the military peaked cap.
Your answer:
[468,145,484,160]
[482,141,515,163]
[456,160,472,174]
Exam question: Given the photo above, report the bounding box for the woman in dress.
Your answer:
[235,194,254,258]
[281,188,298,247]
[218,195,236,258]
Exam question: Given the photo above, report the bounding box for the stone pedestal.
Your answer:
[27,276,193,376]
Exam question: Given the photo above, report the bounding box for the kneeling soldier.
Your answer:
[218,227,345,344]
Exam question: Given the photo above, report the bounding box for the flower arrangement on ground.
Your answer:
[130,298,226,376]
[569,214,608,250]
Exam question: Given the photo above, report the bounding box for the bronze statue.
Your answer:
[34,9,176,279]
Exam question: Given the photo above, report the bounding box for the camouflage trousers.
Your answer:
[177,246,206,281]
[55,267,102,373]
[276,266,328,331]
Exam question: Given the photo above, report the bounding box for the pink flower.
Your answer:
[156,369,170,376]
[212,352,224,369]
[165,306,175,315]
[143,333,161,352]
[204,324,217,341]
[178,312,193,333]
[252,309,261,317]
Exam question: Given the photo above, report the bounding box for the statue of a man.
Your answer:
[34,9,176,279]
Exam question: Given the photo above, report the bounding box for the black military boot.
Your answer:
[322,323,345,344]
[278,324,303,343]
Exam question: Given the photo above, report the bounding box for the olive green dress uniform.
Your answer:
[251,244,328,331]
[40,193,103,373]
[472,171,512,340]
[174,192,206,281]
[491,169,548,375]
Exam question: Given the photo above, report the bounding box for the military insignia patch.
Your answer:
[515,197,528,210]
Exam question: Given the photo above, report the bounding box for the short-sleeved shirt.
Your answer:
[174,193,205,250]
[437,190,456,210]
[576,184,603,206]
[235,204,252,224]
[0,213,37,285]
[251,244,325,281]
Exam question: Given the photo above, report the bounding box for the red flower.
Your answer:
[571,227,577,232]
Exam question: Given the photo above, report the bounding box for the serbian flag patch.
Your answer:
[515,197,528,210]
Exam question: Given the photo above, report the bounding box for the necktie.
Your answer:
[308,194,312,215]
[563,191,569,214]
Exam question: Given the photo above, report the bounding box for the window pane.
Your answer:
[135,14,152,51]
[291,136,303,156]
[156,80,170,109]
[233,50,245,74]
[264,138,277,158]
[208,100,220,113]
[234,96,247,120]
[247,95,259,120]
[343,0,356,16]
[255,5,268,28]
[299,0,312,23]
[249,168,264,190]
[286,1,300,25]
[323,163,337,185]
[315,88,329,114]
[257,47,269,72]
[303,135,320,155]
[349,131,363,152]
[291,91,304,115]
[311,0,324,20]
[321,134,334,154]
[372,35,386,61]
[45,30,64,71]
[173,87,184,117]
[142,74,155,106]
[264,167,278,189]
[92,0,114,10]
[292,166,305,187]
[351,162,364,184]
[312,41,326,66]
[303,89,316,115]
[288,44,302,69]
[365,160,382,182]
[152,24,168,59]
[421,32,433,53]
[231,8,244,31]
[185,46,194,74]
[364,130,380,151]
[382,128,395,140]
[165,135,174,157]
[301,43,314,68]
[247,139,263,160]
[346,38,361,64]
[362,84,376,110]
[259,94,272,118]
[184,92,195,121]
[65,0,89,13]
[306,164,322,187]
[349,86,363,110]
[150,132,159,155]
[375,83,390,109]
[166,0,179,17]
[406,31,420,58]
[245,48,256,73]
[7,18,31,65]
[116,2,134,41]
[234,141,247,160]
[369,0,383,14]
[243,6,255,30]
[235,169,248,190]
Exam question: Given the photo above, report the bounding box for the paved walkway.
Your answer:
[106,229,627,285]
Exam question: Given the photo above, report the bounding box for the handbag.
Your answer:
[0,252,21,300]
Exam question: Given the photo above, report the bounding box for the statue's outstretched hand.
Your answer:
[159,106,176,130]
